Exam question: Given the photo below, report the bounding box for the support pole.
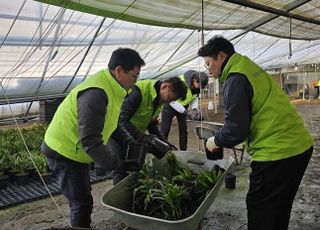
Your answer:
[36,9,65,93]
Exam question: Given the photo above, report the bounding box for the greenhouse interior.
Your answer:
[0,0,319,229]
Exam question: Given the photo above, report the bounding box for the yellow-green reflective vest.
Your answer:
[177,75,197,106]
[220,53,313,161]
[44,69,127,163]
[130,80,163,132]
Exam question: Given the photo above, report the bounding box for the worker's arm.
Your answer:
[169,101,186,113]
[213,73,253,148]
[115,85,145,141]
[147,119,166,141]
[169,100,199,120]
[77,88,121,169]
[189,97,199,109]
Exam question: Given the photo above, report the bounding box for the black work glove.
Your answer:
[123,133,139,146]
[139,134,156,146]
[192,108,204,121]
[126,142,147,166]
[204,138,224,160]
[183,110,196,120]
[148,133,177,151]
[166,141,178,150]
[118,159,143,171]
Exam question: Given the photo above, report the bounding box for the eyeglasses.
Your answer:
[127,71,140,80]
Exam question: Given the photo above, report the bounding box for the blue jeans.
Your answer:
[46,155,93,228]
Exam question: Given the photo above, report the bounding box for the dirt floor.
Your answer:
[0,99,319,230]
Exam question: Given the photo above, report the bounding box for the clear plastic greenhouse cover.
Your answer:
[0,0,320,102]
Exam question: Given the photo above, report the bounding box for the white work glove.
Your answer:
[205,136,223,160]
[184,110,197,120]
[205,136,219,152]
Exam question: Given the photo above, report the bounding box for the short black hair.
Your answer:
[191,71,208,88]
[163,76,187,101]
[198,36,235,58]
[108,48,145,72]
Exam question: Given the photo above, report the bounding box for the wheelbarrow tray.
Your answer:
[187,121,224,134]
[101,151,234,230]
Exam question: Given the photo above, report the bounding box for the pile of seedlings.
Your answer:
[131,153,223,220]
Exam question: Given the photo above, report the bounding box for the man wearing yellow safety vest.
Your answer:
[160,70,208,150]
[41,48,145,228]
[111,77,187,185]
[198,36,313,230]
[312,79,320,99]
